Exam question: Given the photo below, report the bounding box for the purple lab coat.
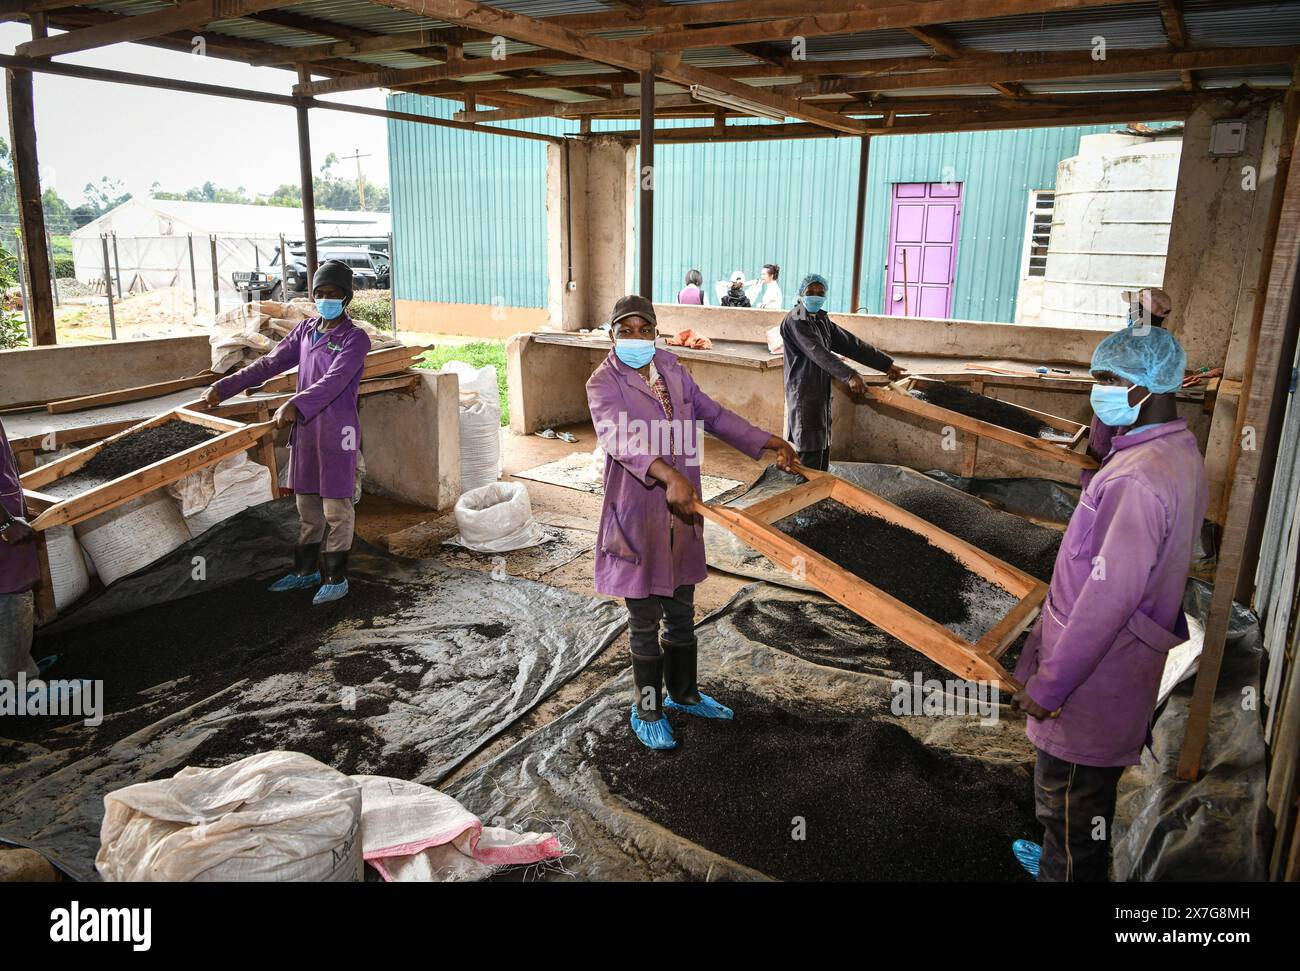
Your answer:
[1080,414,1122,489]
[212,314,371,499]
[586,348,772,600]
[1,418,39,595]
[1014,419,1207,767]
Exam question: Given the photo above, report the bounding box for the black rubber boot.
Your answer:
[320,549,349,585]
[294,542,321,576]
[630,651,667,722]
[662,638,702,706]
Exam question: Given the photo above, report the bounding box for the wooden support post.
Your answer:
[1177,121,1300,780]
[850,134,871,314]
[32,530,57,626]
[296,65,319,281]
[99,233,116,339]
[962,378,983,476]
[387,231,396,333]
[5,14,55,345]
[255,403,279,497]
[638,68,654,300]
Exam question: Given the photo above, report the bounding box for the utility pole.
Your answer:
[342,147,372,211]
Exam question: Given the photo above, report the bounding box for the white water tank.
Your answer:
[1040,133,1182,329]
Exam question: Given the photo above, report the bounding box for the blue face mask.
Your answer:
[1090,384,1150,427]
[614,338,657,369]
[317,298,345,321]
[803,295,826,314]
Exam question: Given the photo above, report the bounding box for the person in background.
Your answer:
[1011,325,1207,882]
[587,295,797,751]
[203,260,370,605]
[717,270,752,308]
[747,263,783,310]
[779,273,903,471]
[1082,288,1171,486]
[677,269,707,306]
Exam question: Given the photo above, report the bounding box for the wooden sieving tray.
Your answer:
[20,408,275,531]
[866,375,1096,471]
[694,464,1046,691]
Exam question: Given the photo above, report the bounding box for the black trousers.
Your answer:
[625,584,695,656]
[798,448,830,472]
[1033,748,1125,882]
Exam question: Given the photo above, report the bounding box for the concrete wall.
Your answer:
[394,299,548,339]
[0,336,212,407]
[358,369,461,511]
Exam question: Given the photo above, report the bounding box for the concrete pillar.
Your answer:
[546,136,636,331]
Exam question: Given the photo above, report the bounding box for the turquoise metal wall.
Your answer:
[387,96,1118,321]
[387,94,564,308]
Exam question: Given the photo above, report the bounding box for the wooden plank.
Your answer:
[27,417,277,532]
[1177,120,1300,781]
[45,372,215,414]
[741,477,834,523]
[18,0,289,59]
[252,345,430,394]
[294,54,580,98]
[254,403,279,498]
[977,592,1046,659]
[32,529,56,626]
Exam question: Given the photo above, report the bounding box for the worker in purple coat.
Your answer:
[203,260,371,605]
[587,294,798,750]
[1,417,41,684]
[1081,288,1172,488]
[1011,325,1207,882]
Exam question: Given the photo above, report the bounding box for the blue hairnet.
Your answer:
[799,273,828,296]
[1090,325,1187,393]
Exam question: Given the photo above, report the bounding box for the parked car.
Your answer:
[234,246,383,301]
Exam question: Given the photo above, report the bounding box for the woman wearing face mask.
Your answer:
[202,259,370,604]
[586,295,797,750]
[779,273,904,471]
[1008,325,1206,882]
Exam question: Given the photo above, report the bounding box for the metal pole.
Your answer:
[387,230,395,334]
[209,234,220,315]
[45,229,59,308]
[638,68,654,300]
[187,232,198,315]
[849,135,871,315]
[296,65,319,280]
[110,230,123,297]
[100,232,116,339]
[279,233,287,300]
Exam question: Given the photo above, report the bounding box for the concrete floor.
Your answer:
[353,419,773,785]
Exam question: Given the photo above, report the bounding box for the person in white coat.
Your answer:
[747,264,783,310]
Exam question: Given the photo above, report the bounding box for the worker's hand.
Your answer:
[1011,689,1054,720]
[1182,367,1223,388]
[201,386,221,408]
[765,436,799,473]
[886,364,908,383]
[846,373,868,397]
[663,469,699,522]
[0,518,35,545]
[273,401,301,429]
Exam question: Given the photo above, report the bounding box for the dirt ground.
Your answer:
[353,419,768,785]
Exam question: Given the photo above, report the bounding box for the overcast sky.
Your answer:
[0,23,392,206]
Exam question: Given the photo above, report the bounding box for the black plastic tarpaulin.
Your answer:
[0,500,626,880]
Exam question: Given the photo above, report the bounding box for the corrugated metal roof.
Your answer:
[1182,0,1300,46]
[948,3,1169,53]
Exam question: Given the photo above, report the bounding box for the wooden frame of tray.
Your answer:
[865,375,1096,470]
[694,464,1047,691]
[20,408,275,531]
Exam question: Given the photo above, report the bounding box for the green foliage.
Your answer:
[347,291,392,330]
[53,255,75,278]
[416,341,509,426]
[0,245,27,350]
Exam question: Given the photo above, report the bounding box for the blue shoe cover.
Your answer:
[664,691,734,720]
[269,571,320,592]
[312,578,349,605]
[630,708,677,750]
[1013,839,1042,878]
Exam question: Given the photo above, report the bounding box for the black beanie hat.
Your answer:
[609,294,656,332]
[312,259,354,298]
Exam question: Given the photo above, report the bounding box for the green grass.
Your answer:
[415,340,509,426]
[347,291,393,330]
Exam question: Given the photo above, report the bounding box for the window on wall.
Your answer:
[1020,190,1054,278]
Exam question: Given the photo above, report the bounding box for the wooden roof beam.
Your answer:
[456,91,699,123]
[295,54,583,97]
[905,25,963,60]
[249,29,462,67]
[18,1,292,58]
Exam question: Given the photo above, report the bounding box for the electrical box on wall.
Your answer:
[1209,119,1248,157]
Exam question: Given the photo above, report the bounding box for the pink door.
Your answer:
[885,181,962,318]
